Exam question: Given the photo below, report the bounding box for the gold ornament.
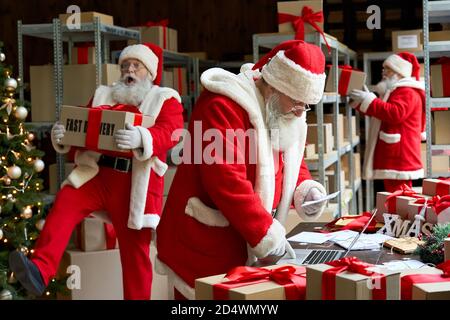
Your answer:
[21,206,33,219]
[35,219,45,231]
[33,159,45,173]
[7,166,21,179]
[0,289,13,300]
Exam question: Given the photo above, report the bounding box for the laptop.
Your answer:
[286,208,378,265]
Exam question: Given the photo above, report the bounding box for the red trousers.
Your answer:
[31,167,153,300]
[383,179,412,193]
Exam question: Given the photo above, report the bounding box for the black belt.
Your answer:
[98,155,132,173]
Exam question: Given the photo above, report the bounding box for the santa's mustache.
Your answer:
[121,73,140,86]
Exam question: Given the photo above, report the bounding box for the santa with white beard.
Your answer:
[350,52,425,192]
[9,43,184,300]
[156,40,328,299]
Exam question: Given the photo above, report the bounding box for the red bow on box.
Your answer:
[323,211,379,233]
[278,6,330,53]
[140,19,169,49]
[322,257,387,300]
[385,184,425,213]
[414,195,450,215]
[213,265,306,300]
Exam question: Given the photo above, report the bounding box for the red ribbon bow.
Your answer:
[385,184,424,213]
[142,19,169,28]
[414,195,450,215]
[213,266,306,300]
[323,257,387,300]
[278,6,330,54]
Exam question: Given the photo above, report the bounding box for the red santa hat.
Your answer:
[252,40,326,105]
[118,43,163,85]
[383,52,421,80]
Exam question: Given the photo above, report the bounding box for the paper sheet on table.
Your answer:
[331,230,393,251]
[301,191,340,207]
[288,232,335,244]
[375,260,428,271]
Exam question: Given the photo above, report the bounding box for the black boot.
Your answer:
[9,250,46,296]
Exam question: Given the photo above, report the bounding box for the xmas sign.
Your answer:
[377,213,433,238]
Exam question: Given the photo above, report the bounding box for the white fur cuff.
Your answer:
[143,213,160,230]
[294,180,327,222]
[250,219,286,259]
[133,127,154,161]
[359,92,377,113]
[51,134,71,154]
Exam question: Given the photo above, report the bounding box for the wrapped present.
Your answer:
[375,185,425,222]
[325,65,367,96]
[195,265,306,300]
[445,238,450,261]
[172,67,188,96]
[306,257,400,300]
[277,1,330,52]
[408,195,450,225]
[129,20,178,51]
[323,211,380,233]
[59,11,114,26]
[401,262,450,300]
[71,44,95,65]
[392,29,423,53]
[431,58,450,98]
[423,178,450,197]
[75,217,118,252]
[60,105,154,153]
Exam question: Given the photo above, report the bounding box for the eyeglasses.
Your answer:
[120,61,146,72]
[288,101,311,114]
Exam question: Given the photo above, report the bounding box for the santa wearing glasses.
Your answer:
[156,40,328,299]
[9,43,184,300]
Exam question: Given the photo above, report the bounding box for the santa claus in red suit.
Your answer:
[156,40,328,299]
[9,43,184,300]
[349,52,425,192]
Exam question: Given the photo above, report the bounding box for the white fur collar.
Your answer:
[392,77,425,91]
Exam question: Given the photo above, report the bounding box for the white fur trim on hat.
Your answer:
[384,54,413,78]
[262,50,326,105]
[119,44,158,81]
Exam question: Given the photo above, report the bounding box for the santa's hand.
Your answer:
[115,123,143,150]
[52,122,65,144]
[303,187,326,215]
[349,89,369,106]
[267,239,296,259]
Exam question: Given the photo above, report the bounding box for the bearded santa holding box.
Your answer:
[156,40,329,300]
[9,43,184,300]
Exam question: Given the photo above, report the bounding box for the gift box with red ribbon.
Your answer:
[129,20,178,51]
[375,185,425,222]
[400,262,450,300]
[60,105,155,153]
[195,265,306,300]
[75,217,118,252]
[71,43,96,65]
[423,178,450,197]
[306,257,400,300]
[59,11,114,26]
[325,65,367,96]
[431,57,450,98]
[169,67,188,96]
[407,195,450,225]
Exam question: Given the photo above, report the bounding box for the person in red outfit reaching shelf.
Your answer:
[156,40,329,299]
[9,43,184,300]
[350,52,425,192]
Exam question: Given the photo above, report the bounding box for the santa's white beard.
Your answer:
[375,74,401,98]
[111,74,152,106]
[265,93,304,152]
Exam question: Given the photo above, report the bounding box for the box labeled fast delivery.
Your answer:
[60,105,154,153]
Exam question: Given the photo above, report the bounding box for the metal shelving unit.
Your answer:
[253,32,363,218]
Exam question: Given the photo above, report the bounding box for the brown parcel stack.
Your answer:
[307,123,334,154]
[59,12,114,25]
[308,113,345,146]
[30,64,121,122]
[306,264,400,300]
[277,1,323,36]
[60,105,154,153]
[128,26,178,52]
[433,110,450,144]
[375,192,418,222]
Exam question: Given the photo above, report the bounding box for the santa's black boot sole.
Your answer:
[9,250,46,296]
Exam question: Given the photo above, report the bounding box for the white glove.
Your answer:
[349,89,368,104]
[267,239,296,259]
[52,122,65,144]
[115,123,143,150]
[303,187,326,215]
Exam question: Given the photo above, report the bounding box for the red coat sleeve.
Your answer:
[296,157,312,187]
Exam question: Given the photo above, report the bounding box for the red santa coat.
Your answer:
[358,78,425,180]
[156,66,326,299]
[52,85,184,229]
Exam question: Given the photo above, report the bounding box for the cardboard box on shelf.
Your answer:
[342,153,361,182]
[307,123,334,154]
[343,116,357,140]
[325,170,345,194]
[161,70,174,88]
[307,113,344,146]
[57,249,123,300]
[60,105,154,152]
[30,64,121,122]
[431,64,450,98]
[324,66,367,96]
[71,46,96,64]
[430,30,450,42]
[172,67,188,96]
[75,218,119,252]
[420,144,450,175]
[128,26,177,51]
[392,29,423,53]
[433,111,450,143]
[277,1,323,36]
[48,163,76,195]
[304,144,316,158]
[59,12,114,26]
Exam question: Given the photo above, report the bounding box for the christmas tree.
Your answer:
[0,42,61,299]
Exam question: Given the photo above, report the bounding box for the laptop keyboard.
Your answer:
[303,250,343,265]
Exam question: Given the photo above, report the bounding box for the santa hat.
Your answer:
[252,40,326,105]
[383,52,421,80]
[118,43,163,85]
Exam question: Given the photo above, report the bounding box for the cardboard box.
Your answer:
[48,163,76,194]
[182,52,208,60]
[59,11,114,26]
[277,1,323,36]
[392,30,423,53]
[129,26,178,52]
[57,249,123,300]
[342,153,361,182]
[161,70,174,88]
[171,67,188,96]
[195,264,306,300]
[307,123,334,154]
[433,111,450,143]
[164,166,177,196]
[326,170,345,194]
[325,66,367,96]
[308,113,345,146]
[30,64,121,122]
[306,263,400,300]
[304,144,316,158]
[422,178,450,197]
[412,282,450,300]
[431,64,449,98]
[375,192,417,222]
[71,46,96,65]
[343,116,357,140]
[400,267,447,300]
[60,105,154,152]
[407,202,438,225]
[421,145,450,174]
[75,218,119,252]
[445,238,450,261]
[430,30,450,42]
